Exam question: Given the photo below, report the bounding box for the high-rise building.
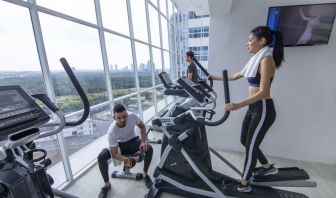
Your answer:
[178,11,210,78]
[187,11,209,68]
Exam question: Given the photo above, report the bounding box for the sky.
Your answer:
[0,0,176,72]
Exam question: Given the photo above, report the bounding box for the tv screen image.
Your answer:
[267,3,336,47]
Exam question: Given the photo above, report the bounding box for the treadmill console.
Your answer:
[0,86,50,139]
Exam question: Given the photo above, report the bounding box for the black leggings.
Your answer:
[241,99,276,180]
[97,137,153,182]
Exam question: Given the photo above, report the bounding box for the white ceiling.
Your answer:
[172,0,233,16]
[172,0,209,15]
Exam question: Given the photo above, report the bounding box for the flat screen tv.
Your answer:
[267,3,336,47]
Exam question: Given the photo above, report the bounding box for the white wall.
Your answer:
[207,0,336,165]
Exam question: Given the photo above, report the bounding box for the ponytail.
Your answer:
[272,30,284,68]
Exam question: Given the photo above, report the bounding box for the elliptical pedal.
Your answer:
[252,167,310,182]
[223,182,308,198]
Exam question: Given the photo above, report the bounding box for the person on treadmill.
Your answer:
[209,26,284,192]
[97,104,153,198]
[185,51,199,83]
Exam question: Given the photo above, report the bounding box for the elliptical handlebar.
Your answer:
[60,58,90,126]
[192,57,213,89]
[204,70,230,126]
[35,58,90,138]
[37,111,66,139]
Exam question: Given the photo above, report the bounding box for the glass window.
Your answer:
[0,1,45,94]
[135,42,152,89]
[152,48,163,85]
[66,105,112,175]
[100,0,129,36]
[177,54,184,78]
[140,89,155,122]
[168,22,175,52]
[149,0,157,7]
[167,95,174,104]
[156,86,165,112]
[130,0,148,42]
[173,5,178,15]
[188,46,209,62]
[168,0,173,21]
[115,95,139,116]
[175,28,181,54]
[105,33,136,99]
[180,54,185,77]
[188,26,209,38]
[163,51,171,75]
[159,0,167,16]
[171,53,178,80]
[39,13,108,113]
[36,0,96,24]
[148,5,161,47]
[161,16,169,50]
[171,10,177,25]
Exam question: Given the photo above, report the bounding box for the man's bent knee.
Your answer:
[98,148,111,162]
[145,145,153,154]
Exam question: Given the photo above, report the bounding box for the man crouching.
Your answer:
[97,104,153,198]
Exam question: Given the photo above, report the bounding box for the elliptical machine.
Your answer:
[0,58,90,198]
[146,70,316,198]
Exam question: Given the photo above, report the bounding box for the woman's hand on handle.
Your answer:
[225,102,242,111]
[208,74,222,81]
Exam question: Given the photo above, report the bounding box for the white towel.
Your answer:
[240,46,273,78]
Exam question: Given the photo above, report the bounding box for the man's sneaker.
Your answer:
[98,184,111,198]
[237,181,251,192]
[254,164,278,176]
[144,175,153,188]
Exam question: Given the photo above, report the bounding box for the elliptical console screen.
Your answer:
[0,90,30,114]
[177,77,205,104]
[0,85,50,136]
[159,72,174,88]
[161,73,173,85]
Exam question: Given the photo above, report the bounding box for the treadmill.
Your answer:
[146,70,316,198]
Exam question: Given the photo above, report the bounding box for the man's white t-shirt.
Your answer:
[108,112,141,147]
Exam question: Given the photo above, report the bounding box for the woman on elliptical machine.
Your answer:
[209,26,284,192]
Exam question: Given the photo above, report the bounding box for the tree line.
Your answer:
[0,70,160,113]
